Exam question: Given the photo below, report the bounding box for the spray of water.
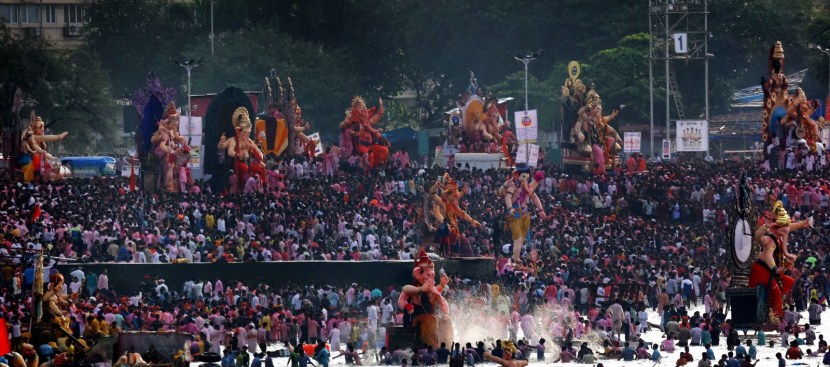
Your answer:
[443,291,605,360]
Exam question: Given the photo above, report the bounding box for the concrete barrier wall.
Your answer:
[56,258,495,294]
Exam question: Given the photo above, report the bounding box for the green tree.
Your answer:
[0,26,116,153]
[489,72,558,131]
[587,33,664,125]
[185,27,361,134]
[803,15,830,98]
[85,0,199,99]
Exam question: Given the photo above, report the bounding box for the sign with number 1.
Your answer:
[673,33,688,54]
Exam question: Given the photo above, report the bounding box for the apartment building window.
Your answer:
[44,5,56,24]
[0,5,19,24]
[64,4,86,24]
[21,5,38,24]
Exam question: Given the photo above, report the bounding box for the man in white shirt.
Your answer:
[291,293,302,312]
[367,301,379,331]
[155,280,169,298]
[380,298,394,326]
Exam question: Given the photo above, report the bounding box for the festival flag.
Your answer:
[0,318,10,355]
[33,251,44,323]
[31,203,41,222]
[129,160,136,192]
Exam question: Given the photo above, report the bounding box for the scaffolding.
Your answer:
[648,0,711,156]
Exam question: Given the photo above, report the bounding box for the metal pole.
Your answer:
[187,67,192,143]
[525,58,531,165]
[649,12,655,158]
[704,0,710,160]
[210,0,214,54]
[704,0,709,122]
[665,7,671,148]
[524,59,529,112]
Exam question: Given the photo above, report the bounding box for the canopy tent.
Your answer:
[382,126,418,145]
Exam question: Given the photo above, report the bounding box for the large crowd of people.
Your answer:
[4,153,830,367]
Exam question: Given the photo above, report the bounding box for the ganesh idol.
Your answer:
[218,107,265,190]
[498,163,545,263]
[291,101,317,158]
[750,200,812,322]
[150,102,189,192]
[20,112,68,182]
[571,89,622,175]
[339,96,388,170]
[427,173,481,253]
[398,249,453,348]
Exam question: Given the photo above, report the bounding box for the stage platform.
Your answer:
[56,258,496,293]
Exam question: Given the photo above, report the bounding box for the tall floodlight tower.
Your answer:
[648,0,711,157]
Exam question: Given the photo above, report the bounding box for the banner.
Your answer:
[179,116,202,138]
[528,144,540,167]
[676,120,709,152]
[514,110,538,143]
[623,132,641,153]
[121,164,140,177]
[307,132,324,157]
[662,139,672,160]
[434,146,444,168]
[515,144,540,167]
[178,116,203,168]
[187,145,201,168]
[822,127,830,149]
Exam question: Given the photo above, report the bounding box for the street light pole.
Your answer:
[210,0,214,54]
[524,59,529,112]
[511,50,544,165]
[511,50,543,112]
[174,57,203,143]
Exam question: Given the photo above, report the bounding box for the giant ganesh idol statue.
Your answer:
[761,41,825,165]
[560,62,623,174]
[426,173,481,255]
[749,201,813,322]
[398,249,453,348]
[218,107,265,191]
[498,163,546,263]
[19,112,68,182]
[339,96,389,171]
[151,102,189,192]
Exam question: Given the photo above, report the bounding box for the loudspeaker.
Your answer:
[386,326,420,350]
[726,287,759,329]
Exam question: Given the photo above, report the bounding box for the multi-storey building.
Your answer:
[0,0,88,49]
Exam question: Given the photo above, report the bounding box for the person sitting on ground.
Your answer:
[618,342,636,361]
[651,344,661,362]
[662,333,676,353]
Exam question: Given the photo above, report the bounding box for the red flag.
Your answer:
[0,318,10,355]
[129,162,136,192]
[31,203,41,222]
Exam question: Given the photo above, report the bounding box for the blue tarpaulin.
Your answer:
[382,127,418,145]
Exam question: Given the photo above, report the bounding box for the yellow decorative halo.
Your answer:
[567,61,581,81]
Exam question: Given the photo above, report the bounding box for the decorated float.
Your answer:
[761,41,828,167]
[132,72,188,192]
[441,72,514,169]
[725,171,814,331]
[257,76,319,160]
[560,61,623,174]
[26,251,193,367]
[338,95,390,171]
[391,249,453,349]
[18,111,70,182]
